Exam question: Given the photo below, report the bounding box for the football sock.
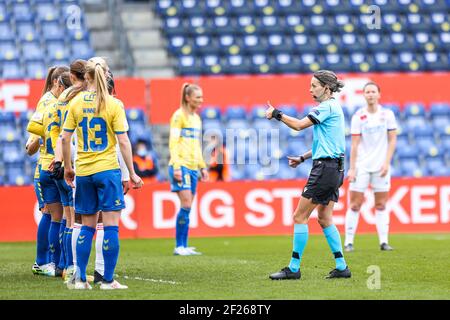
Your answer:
[76,226,95,282]
[344,209,360,245]
[95,223,105,276]
[36,213,51,265]
[323,224,347,271]
[72,223,81,268]
[49,221,61,266]
[102,226,119,283]
[57,219,66,270]
[175,207,190,248]
[375,209,390,245]
[288,224,308,273]
[65,228,73,268]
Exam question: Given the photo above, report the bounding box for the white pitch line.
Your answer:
[119,275,180,285]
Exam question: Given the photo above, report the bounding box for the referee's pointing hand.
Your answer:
[287,156,302,168]
[265,101,274,120]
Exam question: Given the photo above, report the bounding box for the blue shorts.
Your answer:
[168,166,198,195]
[33,178,45,210]
[75,169,125,214]
[39,169,61,205]
[55,178,74,207]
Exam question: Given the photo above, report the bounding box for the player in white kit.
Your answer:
[344,82,397,252]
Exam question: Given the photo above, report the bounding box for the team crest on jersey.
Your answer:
[360,114,367,120]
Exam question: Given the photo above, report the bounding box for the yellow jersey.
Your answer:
[63,91,129,176]
[168,108,206,170]
[27,91,58,178]
[40,101,61,171]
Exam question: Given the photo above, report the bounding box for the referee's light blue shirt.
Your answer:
[307,98,345,160]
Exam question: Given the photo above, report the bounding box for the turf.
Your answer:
[0,233,449,300]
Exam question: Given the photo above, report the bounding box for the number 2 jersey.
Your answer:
[63,91,129,176]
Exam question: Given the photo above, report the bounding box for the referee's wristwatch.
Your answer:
[271,109,283,121]
[299,155,305,163]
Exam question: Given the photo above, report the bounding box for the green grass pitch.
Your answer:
[0,233,449,300]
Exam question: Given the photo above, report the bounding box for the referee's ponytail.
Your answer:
[313,70,344,93]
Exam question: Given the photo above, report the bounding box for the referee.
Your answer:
[266,70,351,280]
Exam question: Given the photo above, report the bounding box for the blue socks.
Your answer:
[76,226,95,282]
[36,213,51,265]
[323,225,347,271]
[289,224,309,272]
[175,207,191,248]
[103,226,120,283]
[48,221,61,266]
[65,228,73,268]
[58,219,66,270]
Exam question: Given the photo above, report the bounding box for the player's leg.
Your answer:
[33,176,53,274]
[345,170,370,251]
[174,190,193,255]
[318,201,351,278]
[94,212,105,283]
[169,166,194,255]
[269,196,317,280]
[371,171,392,250]
[94,169,127,290]
[374,191,392,250]
[184,168,200,255]
[68,174,98,289]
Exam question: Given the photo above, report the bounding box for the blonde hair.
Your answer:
[85,57,109,115]
[63,59,87,102]
[180,82,201,108]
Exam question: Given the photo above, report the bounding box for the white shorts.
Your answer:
[349,168,391,193]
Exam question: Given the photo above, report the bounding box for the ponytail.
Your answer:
[94,63,108,115]
[42,66,57,95]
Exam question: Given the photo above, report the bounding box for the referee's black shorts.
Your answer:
[302,158,344,205]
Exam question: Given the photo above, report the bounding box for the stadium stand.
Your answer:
[153,0,450,75]
[0,0,95,79]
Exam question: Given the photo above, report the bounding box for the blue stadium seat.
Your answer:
[226,0,254,16]
[36,2,59,22]
[273,53,302,74]
[0,41,19,61]
[296,163,311,178]
[424,52,448,71]
[13,3,34,22]
[40,19,60,41]
[163,17,186,37]
[278,105,298,118]
[410,123,433,138]
[432,116,449,132]
[68,27,90,42]
[202,119,224,137]
[225,107,246,120]
[239,34,268,54]
[177,55,202,75]
[417,139,440,157]
[193,35,219,55]
[211,16,236,35]
[428,165,450,177]
[366,33,391,53]
[46,41,69,61]
[201,107,221,121]
[2,61,23,79]
[323,53,351,72]
[249,53,272,74]
[167,36,191,55]
[5,165,30,186]
[71,40,94,60]
[249,105,267,121]
[0,111,16,125]
[278,163,297,180]
[401,159,424,177]
[22,42,45,62]
[397,144,418,160]
[405,13,431,33]
[126,109,146,122]
[391,33,415,52]
[222,55,252,74]
[17,22,39,42]
[217,34,237,54]
[2,144,24,164]
[19,110,34,128]
[260,15,286,34]
[292,34,319,54]
[268,34,294,54]
[404,103,426,118]
[383,103,401,119]
[245,164,265,181]
[430,103,449,118]
[0,23,14,41]
[229,164,246,180]
[419,0,448,14]
[373,52,400,71]
[0,4,8,23]
[25,61,47,79]
[338,34,365,54]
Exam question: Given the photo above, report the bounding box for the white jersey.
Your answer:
[351,105,397,172]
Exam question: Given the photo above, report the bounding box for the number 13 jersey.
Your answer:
[63,91,129,176]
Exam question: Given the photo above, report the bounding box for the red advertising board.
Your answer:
[148,72,450,123]
[0,177,448,242]
[0,78,147,111]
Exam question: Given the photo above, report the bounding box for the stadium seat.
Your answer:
[0,23,14,41]
[36,2,59,22]
[278,163,297,180]
[222,55,252,74]
[430,103,450,118]
[126,109,146,123]
[2,61,23,79]
[13,3,34,23]
[25,61,47,79]
[249,105,267,121]
[239,34,268,54]
[0,41,19,61]
[229,164,246,180]
[225,106,247,120]
[71,40,94,60]
[46,41,69,60]
[397,145,418,160]
[296,163,311,178]
[404,103,426,118]
[41,22,65,42]
[201,107,221,121]
[401,158,424,177]
[177,55,202,75]
[22,42,45,62]
[17,22,39,42]
[1,144,24,164]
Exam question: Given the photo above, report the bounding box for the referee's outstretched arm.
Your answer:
[265,102,313,131]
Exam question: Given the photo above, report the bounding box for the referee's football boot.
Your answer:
[380,243,394,251]
[325,266,352,279]
[269,267,301,280]
[94,270,104,284]
[344,243,354,252]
